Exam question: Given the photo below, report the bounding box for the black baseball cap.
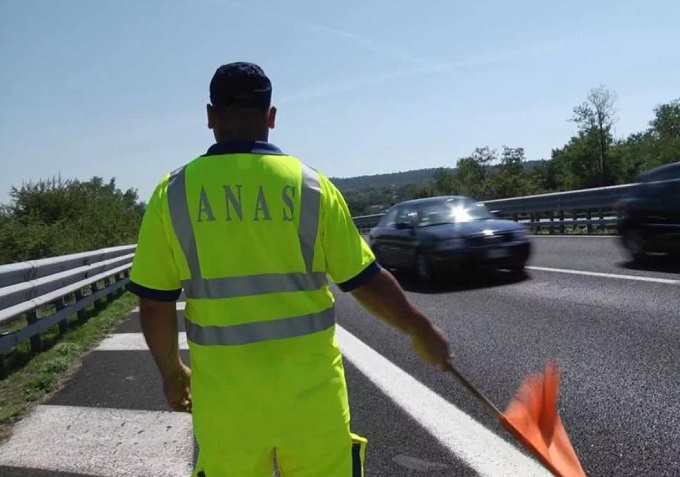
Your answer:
[209,62,272,109]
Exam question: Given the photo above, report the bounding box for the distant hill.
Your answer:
[329,168,445,192]
[329,160,543,193]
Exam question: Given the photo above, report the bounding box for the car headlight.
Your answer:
[436,238,465,250]
[512,228,529,240]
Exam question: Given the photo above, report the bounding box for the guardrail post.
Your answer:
[75,288,88,324]
[559,210,565,234]
[586,209,593,234]
[26,310,41,352]
[92,282,105,313]
[0,351,6,378]
[106,275,116,304]
[115,272,124,298]
[56,297,68,335]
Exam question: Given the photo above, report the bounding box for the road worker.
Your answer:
[127,61,452,477]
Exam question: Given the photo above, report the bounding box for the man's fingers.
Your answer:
[168,391,192,412]
[170,398,191,413]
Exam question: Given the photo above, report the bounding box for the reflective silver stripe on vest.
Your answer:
[181,271,327,299]
[299,163,321,272]
[167,166,201,280]
[185,306,336,346]
[166,161,326,299]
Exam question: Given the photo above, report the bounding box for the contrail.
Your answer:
[211,0,569,104]
[276,40,569,105]
[301,23,433,68]
[214,0,434,67]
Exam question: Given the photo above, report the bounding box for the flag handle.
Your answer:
[443,358,502,418]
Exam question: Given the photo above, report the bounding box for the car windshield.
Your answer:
[415,200,494,227]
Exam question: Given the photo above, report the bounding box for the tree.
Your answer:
[453,156,487,198]
[608,98,680,181]
[0,176,146,264]
[490,146,530,198]
[528,159,560,194]
[410,183,435,199]
[647,98,680,169]
[431,168,457,195]
[570,85,618,186]
[649,98,680,140]
[470,146,496,184]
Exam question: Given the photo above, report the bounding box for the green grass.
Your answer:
[0,292,138,442]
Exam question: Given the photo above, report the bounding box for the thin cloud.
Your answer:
[302,24,433,68]
[211,0,570,105]
[276,40,570,105]
[214,0,433,67]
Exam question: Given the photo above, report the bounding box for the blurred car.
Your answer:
[615,161,680,262]
[367,195,532,281]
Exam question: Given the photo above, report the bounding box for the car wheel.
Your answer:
[623,228,646,262]
[509,262,526,276]
[416,252,433,282]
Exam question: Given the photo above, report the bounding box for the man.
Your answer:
[127,61,452,477]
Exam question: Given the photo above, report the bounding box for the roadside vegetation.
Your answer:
[0,176,145,264]
[0,177,145,439]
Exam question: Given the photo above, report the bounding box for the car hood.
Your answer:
[419,219,525,238]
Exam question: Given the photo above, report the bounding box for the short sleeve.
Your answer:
[127,179,183,301]
[319,176,380,292]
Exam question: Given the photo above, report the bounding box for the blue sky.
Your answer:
[1,0,678,203]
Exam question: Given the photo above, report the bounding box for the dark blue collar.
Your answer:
[204,141,284,156]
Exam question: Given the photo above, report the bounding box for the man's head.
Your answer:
[206,62,277,142]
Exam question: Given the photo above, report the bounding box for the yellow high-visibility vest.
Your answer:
[128,141,379,447]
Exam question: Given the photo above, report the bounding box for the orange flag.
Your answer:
[500,361,587,477]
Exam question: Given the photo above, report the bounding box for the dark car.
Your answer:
[615,161,680,262]
[367,195,532,281]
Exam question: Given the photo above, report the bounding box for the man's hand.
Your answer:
[162,362,192,413]
[137,297,190,411]
[410,323,452,370]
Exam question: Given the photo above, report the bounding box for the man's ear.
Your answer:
[268,106,277,129]
[207,104,215,129]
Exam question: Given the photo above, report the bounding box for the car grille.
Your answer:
[466,232,514,247]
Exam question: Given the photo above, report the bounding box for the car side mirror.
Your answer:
[395,221,412,230]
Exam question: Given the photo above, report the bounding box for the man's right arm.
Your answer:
[349,267,451,369]
[317,173,451,369]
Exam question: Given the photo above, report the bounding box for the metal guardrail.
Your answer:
[351,182,637,234]
[0,245,136,363]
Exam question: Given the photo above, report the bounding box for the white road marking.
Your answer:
[334,326,552,477]
[526,265,680,285]
[361,233,616,240]
[131,301,186,313]
[531,234,616,238]
[95,315,550,477]
[0,404,194,477]
[96,331,187,351]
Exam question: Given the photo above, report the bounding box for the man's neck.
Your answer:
[215,133,269,143]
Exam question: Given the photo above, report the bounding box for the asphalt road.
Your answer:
[1,235,678,476]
